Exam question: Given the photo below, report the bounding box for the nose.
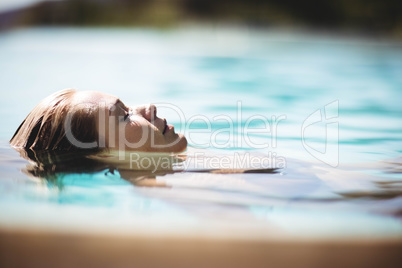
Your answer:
[139,104,158,122]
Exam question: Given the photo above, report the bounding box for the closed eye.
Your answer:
[124,110,133,121]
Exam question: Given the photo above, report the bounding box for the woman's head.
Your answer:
[10,89,187,153]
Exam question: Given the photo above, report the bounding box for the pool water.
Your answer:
[0,26,401,239]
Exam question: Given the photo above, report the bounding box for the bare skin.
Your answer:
[72,91,187,153]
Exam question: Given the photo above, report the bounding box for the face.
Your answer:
[73,91,187,153]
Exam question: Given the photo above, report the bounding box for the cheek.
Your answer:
[123,121,166,150]
[123,122,148,144]
[149,128,168,146]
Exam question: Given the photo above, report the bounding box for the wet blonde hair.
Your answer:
[10,89,99,151]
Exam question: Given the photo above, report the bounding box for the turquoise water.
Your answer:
[0,26,401,239]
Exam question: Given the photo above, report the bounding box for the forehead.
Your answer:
[72,91,127,110]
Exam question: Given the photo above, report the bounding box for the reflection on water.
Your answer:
[1,143,401,238]
[0,26,401,239]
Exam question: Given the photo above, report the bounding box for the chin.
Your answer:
[174,134,188,153]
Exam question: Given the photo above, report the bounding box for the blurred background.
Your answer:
[1,0,402,37]
[0,1,402,267]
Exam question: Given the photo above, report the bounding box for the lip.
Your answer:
[163,124,174,135]
[162,119,167,134]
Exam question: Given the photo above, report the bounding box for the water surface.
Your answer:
[0,26,401,239]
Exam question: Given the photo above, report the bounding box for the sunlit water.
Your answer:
[0,26,401,239]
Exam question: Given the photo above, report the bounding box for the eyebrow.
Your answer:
[115,99,128,109]
[109,99,129,116]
